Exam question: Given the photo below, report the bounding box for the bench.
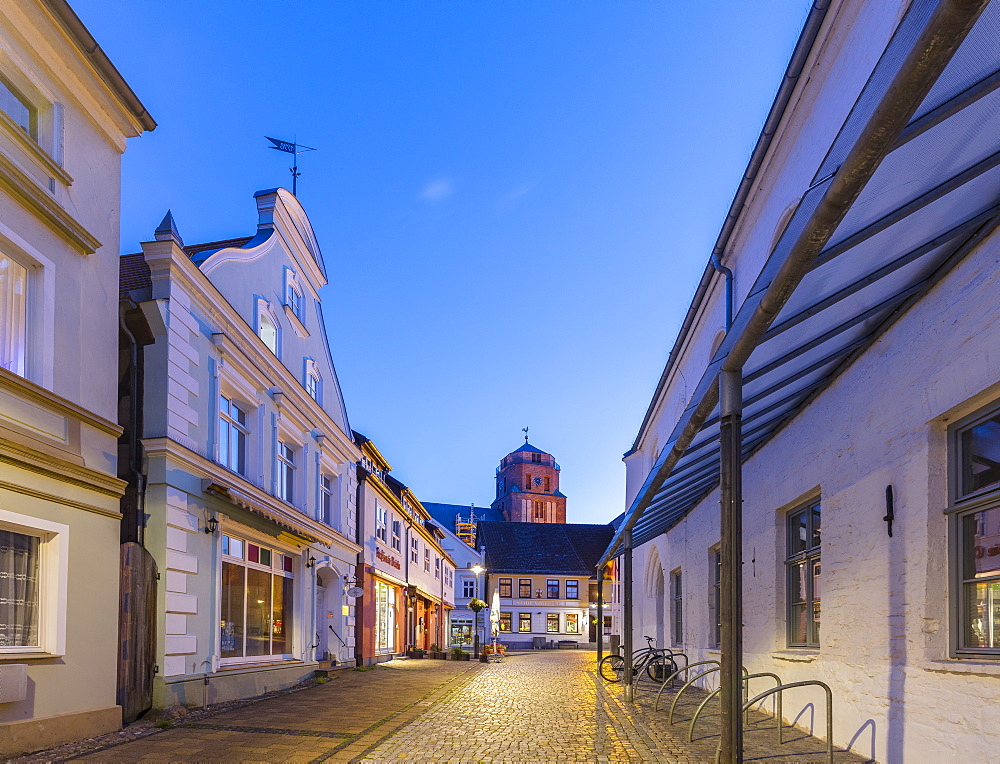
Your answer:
[557,640,578,649]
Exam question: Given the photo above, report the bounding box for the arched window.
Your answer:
[257,301,279,355]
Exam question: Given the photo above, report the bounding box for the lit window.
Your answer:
[0,75,36,140]
[499,578,512,598]
[547,579,559,598]
[0,254,27,377]
[786,502,821,647]
[953,403,1000,654]
[546,613,559,633]
[565,580,579,599]
[565,613,579,634]
[221,534,294,661]
[277,442,296,503]
[518,613,532,632]
[219,396,248,475]
[499,612,511,631]
[519,579,532,598]
[258,302,279,355]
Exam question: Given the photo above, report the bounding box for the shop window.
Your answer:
[786,501,821,647]
[451,618,472,646]
[952,403,1000,654]
[519,579,532,598]
[546,613,559,633]
[565,580,579,599]
[671,568,683,646]
[374,581,396,652]
[565,613,579,634]
[546,579,560,598]
[219,395,248,475]
[0,254,27,377]
[277,442,296,504]
[499,612,512,631]
[518,612,532,632]
[499,578,512,598]
[220,534,293,662]
[376,506,387,543]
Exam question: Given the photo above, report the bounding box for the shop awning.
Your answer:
[204,479,332,546]
[602,0,1000,562]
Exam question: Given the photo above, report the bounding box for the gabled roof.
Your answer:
[478,520,614,576]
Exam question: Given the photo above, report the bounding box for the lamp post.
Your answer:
[471,564,485,657]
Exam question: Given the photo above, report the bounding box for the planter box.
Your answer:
[406,650,426,659]
[429,651,447,660]
[449,652,470,661]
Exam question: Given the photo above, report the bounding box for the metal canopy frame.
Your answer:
[602,0,998,562]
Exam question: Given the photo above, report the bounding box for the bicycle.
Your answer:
[598,635,678,683]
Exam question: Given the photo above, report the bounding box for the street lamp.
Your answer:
[471,564,486,658]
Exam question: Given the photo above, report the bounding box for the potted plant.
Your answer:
[429,643,446,659]
[406,644,426,659]
[450,646,470,661]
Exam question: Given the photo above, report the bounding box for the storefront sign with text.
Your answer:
[376,548,401,569]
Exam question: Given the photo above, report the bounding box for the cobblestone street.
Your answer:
[29,652,868,762]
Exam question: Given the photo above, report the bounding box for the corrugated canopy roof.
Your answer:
[603,0,1000,561]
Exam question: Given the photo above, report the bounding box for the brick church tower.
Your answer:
[491,441,567,523]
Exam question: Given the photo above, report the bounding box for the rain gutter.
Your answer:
[605,0,989,566]
[625,0,830,459]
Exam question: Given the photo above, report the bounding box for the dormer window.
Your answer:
[256,299,279,356]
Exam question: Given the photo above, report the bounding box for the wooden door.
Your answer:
[117,542,158,722]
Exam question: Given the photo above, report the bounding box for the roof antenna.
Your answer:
[522,427,529,443]
[266,136,316,197]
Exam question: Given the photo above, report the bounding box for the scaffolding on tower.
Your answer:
[455,505,478,548]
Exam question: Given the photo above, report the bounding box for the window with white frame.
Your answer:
[305,366,321,404]
[462,579,475,598]
[283,267,304,322]
[390,519,401,551]
[952,403,1000,654]
[410,537,418,564]
[424,547,430,573]
[376,506,387,543]
[257,300,279,356]
[219,395,248,475]
[435,556,440,579]
[220,533,294,662]
[0,254,28,377]
[786,501,821,648]
[320,475,334,526]
[0,511,67,656]
[277,441,296,504]
[0,75,37,140]
[565,613,579,634]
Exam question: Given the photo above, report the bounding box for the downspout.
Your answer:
[710,255,734,331]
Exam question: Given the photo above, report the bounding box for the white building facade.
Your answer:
[614,0,1000,761]
[0,0,152,753]
[122,188,362,708]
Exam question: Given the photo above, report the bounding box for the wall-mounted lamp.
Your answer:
[306,555,316,569]
[204,516,219,535]
[884,485,895,537]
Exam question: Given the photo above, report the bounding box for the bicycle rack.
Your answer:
[733,680,835,764]
[689,671,784,744]
[667,664,748,723]
[654,660,719,711]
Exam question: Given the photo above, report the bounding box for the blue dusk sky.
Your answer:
[74,0,811,524]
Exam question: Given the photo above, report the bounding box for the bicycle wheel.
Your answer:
[646,655,677,683]
[599,654,626,682]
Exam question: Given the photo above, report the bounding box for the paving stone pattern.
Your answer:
[48,652,869,763]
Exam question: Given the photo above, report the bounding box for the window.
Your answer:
[435,556,441,579]
[499,612,512,632]
[518,612,532,632]
[546,613,559,633]
[411,537,419,564]
[320,475,334,526]
[519,579,532,598]
[462,579,476,598]
[566,580,579,599]
[390,520,402,552]
[285,282,302,320]
[375,506,387,543]
[221,534,294,662]
[953,405,1000,654]
[424,547,430,573]
[0,75,36,139]
[544,476,551,492]
[671,569,683,646]
[712,550,721,647]
[277,442,295,503]
[531,453,542,463]
[0,254,27,376]
[257,301,279,355]
[565,613,579,634]
[546,579,560,599]
[534,501,544,520]
[786,502,821,647]
[306,367,321,403]
[499,578,512,598]
[219,396,248,475]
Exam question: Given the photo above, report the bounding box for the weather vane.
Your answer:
[265,136,316,197]
[522,427,529,443]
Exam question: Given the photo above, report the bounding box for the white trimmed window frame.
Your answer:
[304,358,322,405]
[276,439,298,505]
[0,509,68,657]
[255,297,281,357]
[0,231,54,389]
